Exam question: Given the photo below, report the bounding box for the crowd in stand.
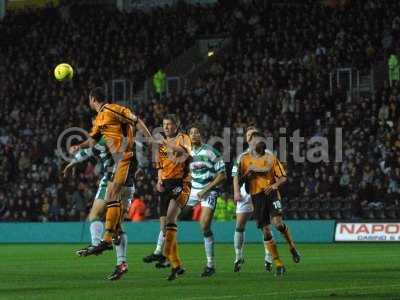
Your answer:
[0,1,231,221]
[1,0,400,221]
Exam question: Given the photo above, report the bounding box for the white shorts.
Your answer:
[236,185,253,214]
[94,176,108,201]
[187,189,218,210]
[119,185,135,208]
[95,176,135,208]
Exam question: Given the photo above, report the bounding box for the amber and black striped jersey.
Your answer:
[156,133,192,181]
[89,103,137,156]
[232,149,286,196]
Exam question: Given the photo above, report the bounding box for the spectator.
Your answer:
[191,203,202,222]
[127,196,147,222]
[389,53,400,87]
[49,198,61,221]
[72,184,87,221]
[2,0,400,221]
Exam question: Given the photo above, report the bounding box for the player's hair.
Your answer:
[189,122,204,135]
[163,114,180,128]
[245,124,258,133]
[250,130,264,139]
[89,87,106,103]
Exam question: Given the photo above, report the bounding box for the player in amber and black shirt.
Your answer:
[232,128,300,276]
[69,87,154,279]
[143,114,192,281]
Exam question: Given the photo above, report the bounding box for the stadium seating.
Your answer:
[1,0,400,221]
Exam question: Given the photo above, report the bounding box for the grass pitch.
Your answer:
[0,243,399,300]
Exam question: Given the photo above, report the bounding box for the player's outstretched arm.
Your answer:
[161,134,191,155]
[63,148,94,177]
[233,175,241,202]
[231,156,241,202]
[136,118,155,144]
[109,105,154,144]
[69,137,97,154]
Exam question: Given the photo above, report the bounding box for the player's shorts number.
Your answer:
[206,192,217,209]
[272,200,282,210]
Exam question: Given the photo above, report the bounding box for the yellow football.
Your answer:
[54,63,73,81]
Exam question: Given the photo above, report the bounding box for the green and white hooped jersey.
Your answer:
[72,137,115,201]
[189,144,225,195]
[72,137,115,180]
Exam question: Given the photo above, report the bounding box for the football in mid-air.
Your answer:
[54,63,73,81]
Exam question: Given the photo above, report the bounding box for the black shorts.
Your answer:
[252,192,283,228]
[159,179,190,216]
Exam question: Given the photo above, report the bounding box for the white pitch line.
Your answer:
[182,283,400,300]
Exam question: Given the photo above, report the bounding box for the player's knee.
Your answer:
[203,230,213,238]
[261,226,271,240]
[201,222,211,233]
[275,222,286,233]
[165,216,174,224]
[262,225,271,234]
[263,230,273,241]
[88,213,99,222]
[108,184,121,201]
[235,227,245,233]
[236,218,246,230]
[107,189,117,201]
[89,208,102,221]
[264,233,273,241]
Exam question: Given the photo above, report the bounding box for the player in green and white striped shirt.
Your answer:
[63,137,114,248]
[187,125,226,277]
[63,136,139,280]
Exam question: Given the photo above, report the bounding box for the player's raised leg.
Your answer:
[89,200,105,246]
[84,180,123,255]
[76,198,106,256]
[63,145,108,257]
[272,215,300,263]
[107,190,131,281]
[107,184,123,242]
[98,154,136,255]
[107,227,128,280]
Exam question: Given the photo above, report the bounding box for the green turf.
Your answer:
[0,243,399,300]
